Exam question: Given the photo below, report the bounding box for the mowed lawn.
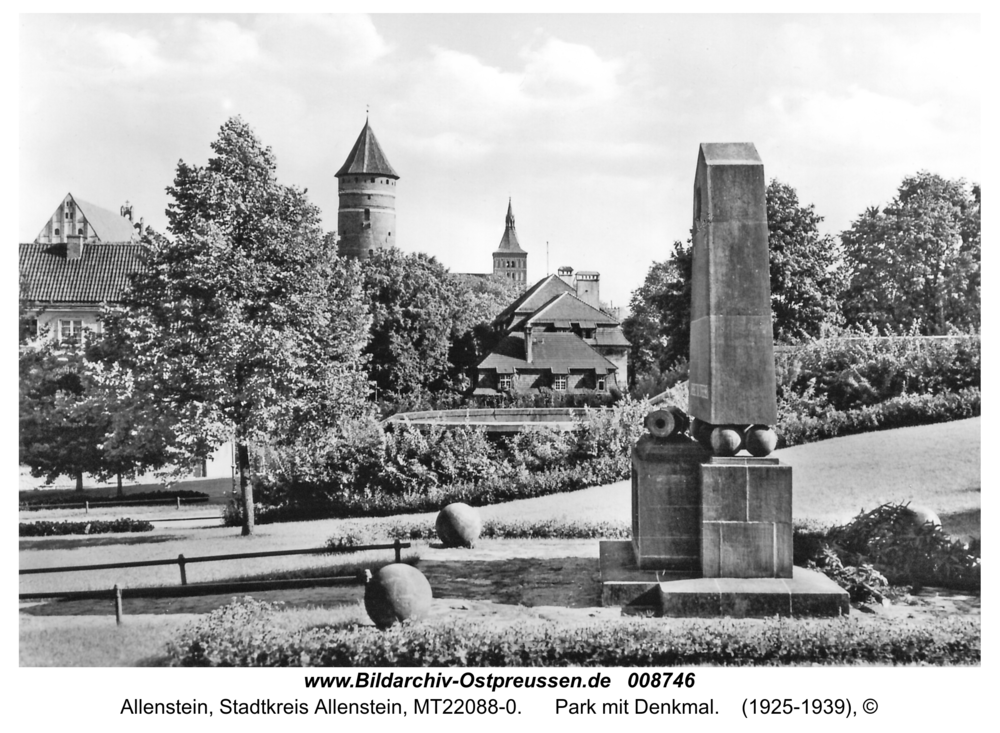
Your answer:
[475,417,981,533]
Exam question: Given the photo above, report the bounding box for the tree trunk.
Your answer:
[116,473,124,498]
[238,442,254,536]
[75,471,84,492]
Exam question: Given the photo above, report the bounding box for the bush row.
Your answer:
[165,598,980,667]
[19,517,154,536]
[325,518,632,547]
[235,400,650,525]
[19,488,209,509]
[777,387,980,448]
[775,329,979,412]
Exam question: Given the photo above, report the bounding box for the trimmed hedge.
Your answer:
[777,387,980,448]
[165,598,980,667]
[19,518,154,537]
[325,518,632,548]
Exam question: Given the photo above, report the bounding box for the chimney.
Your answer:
[66,235,84,261]
[557,266,574,285]
[574,271,600,309]
[525,326,533,363]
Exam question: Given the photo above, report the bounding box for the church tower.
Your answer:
[492,198,528,287]
[335,119,399,259]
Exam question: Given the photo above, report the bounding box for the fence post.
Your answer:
[85,501,89,515]
[177,496,181,510]
[114,585,122,626]
[394,538,401,563]
[178,554,188,585]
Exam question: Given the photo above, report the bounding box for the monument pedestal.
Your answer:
[631,436,709,570]
[701,457,792,578]
[599,540,848,617]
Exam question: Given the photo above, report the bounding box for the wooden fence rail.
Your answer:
[19,540,410,624]
[21,496,211,512]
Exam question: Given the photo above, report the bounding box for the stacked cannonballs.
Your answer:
[645,406,778,457]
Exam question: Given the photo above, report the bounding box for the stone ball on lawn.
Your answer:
[710,427,743,457]
[436,502,482,548]
[364,564,433,630]
[901,504,942,530]
[745,425,778,457]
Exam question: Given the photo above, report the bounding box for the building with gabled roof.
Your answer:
[19,240,147,343]
[36,193,140,245]
[336,119,399,259]
[474,271,630,398]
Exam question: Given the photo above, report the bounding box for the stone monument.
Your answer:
[600,143,848,617]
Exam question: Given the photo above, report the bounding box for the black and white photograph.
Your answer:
[14,8,984,727]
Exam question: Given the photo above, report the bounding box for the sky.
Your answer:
[18,13,981,311]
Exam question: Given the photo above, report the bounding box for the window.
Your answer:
[553,375,568,391]
[498,374,513,391]
[364,208,370,221]
[597,377,607,392]
[59,319,84,345]
[54,228,60,236]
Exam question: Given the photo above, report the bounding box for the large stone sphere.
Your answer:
[436,502,482,548]
[901,504,942,530]
[710,427,743,456]
[745,425,778,457]
[690,418,714,449]
[364,564,433,629]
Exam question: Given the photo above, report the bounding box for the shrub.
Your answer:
[19,518,154,536]
[165,598,980,667]
[324,518,631,547]
[800,503,981,591]
[776,387,980,447]
[775,328,980,411]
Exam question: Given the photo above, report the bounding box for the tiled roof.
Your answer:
[19,242,147,304]
[73,196,139,242]
[589,327,631,347]
[526,292,619,328]
[335,120,399,179]
[478,331,617,373]
[494,274,574,328]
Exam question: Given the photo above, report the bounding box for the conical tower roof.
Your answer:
[494,198,526,254]
[336,119,399,179]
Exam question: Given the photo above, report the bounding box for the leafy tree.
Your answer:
[766,179,843,342]
[622,240,692,388]
[19,340,103,491]
[18,338,164,494]
[841,172,980,334]
[360,251,518,409]
[101,117,371,535]
[624,180,844,388]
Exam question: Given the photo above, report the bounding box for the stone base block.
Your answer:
[632,436,709,570]
[700,457,792,578]
[659,567,850,618]
[600,541,848,618]
[599,540,697,614]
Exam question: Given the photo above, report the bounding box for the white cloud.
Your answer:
[254,14,390,72]
[521,37,623,103]
[190,19,260,69]
[89,27,167,79]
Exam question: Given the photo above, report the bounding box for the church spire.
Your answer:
[506,197,515,229]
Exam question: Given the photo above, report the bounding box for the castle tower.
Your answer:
[335,119,399,259]
[492,198,528,287]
